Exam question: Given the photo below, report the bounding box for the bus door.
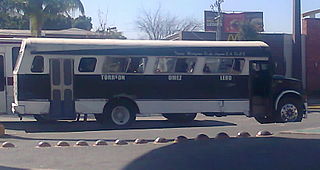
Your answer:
[0,54,6,114]
[49,58,75,119]
[249,60,271,116]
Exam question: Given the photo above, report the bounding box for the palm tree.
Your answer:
[12,0,84,37]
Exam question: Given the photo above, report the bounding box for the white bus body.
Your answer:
[12,38,306,126]
[0,38,22,114]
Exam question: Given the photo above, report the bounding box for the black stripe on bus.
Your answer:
[74,75,250,100]
[17,74,250,100]
[17,74,51,100]
[31,47,270,57]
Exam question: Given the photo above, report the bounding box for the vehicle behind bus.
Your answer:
[0,38,22,114]
[12,38,307,126]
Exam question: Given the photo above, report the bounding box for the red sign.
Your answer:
[223,13,245,33]
[204,11,264,33]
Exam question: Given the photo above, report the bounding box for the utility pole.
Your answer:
[292,0,302,79]
[211,0,224,41]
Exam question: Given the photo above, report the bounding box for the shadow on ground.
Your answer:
[0,119,236,133]
[0,166,25,170]
[124,137,320,170]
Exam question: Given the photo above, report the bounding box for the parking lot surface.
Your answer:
[1,113,320,170]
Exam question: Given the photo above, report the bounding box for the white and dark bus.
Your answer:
[12,38,307,126]
[0,38,22,114]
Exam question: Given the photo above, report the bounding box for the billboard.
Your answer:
[204,11,264,33]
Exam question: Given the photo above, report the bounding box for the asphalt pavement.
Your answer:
[0,113,320,170]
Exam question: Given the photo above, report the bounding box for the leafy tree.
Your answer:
[42,15,72,30]
[72,15,92,31]
[11,0,85,37]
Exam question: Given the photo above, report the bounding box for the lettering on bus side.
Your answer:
[219,75,232,81]
[168,75,182,81]
[101,75,126,81]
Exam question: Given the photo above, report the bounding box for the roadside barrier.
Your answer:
[0,130,277,148]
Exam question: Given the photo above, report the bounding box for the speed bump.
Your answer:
[174,136,188,143]
[74,140,89,147]
[56,141,70,147]
[154,137,168,144]
[134,139,148,144]
[237,132,251,138]
[215,132,230,139]
[195,134,210,141]
[1,142,15,148]
[94,140,108,146]
[256,130,273,137]
[0,124,5,136]
[114,139,128,145]
[37,142,51,148]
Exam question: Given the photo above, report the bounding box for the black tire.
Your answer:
[275,97,303,123]
[254,115,275,124]
[34,115,57,123]
[162,113,197,122]
[103,101,137,127]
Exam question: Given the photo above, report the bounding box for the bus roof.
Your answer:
[22,38,270,57]
[0,38,23,44]
[24,38,268,48]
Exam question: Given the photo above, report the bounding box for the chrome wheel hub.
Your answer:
[280,104,298,122]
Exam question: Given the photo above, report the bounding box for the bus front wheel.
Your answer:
[162,113,197,122]
[276,97,303,123]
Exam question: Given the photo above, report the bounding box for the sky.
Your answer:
[80,0,320,39]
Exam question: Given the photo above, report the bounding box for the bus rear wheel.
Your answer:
[254,115,275,124]
[162,113,197,122]
[276,98,303,123]
[103,101,137,127]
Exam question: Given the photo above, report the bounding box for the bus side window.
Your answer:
[127,57,147,73]
[175,58,196,73]
[0,55,4,91]
[203,58,244,74]
[231,59,245,74]
[79,58,97,72]
[102,57,129,73]
[154,57,176,73]
[12,47,20,71]
[31,56,44,73]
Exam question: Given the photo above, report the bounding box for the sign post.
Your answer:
[292,0,302,80]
